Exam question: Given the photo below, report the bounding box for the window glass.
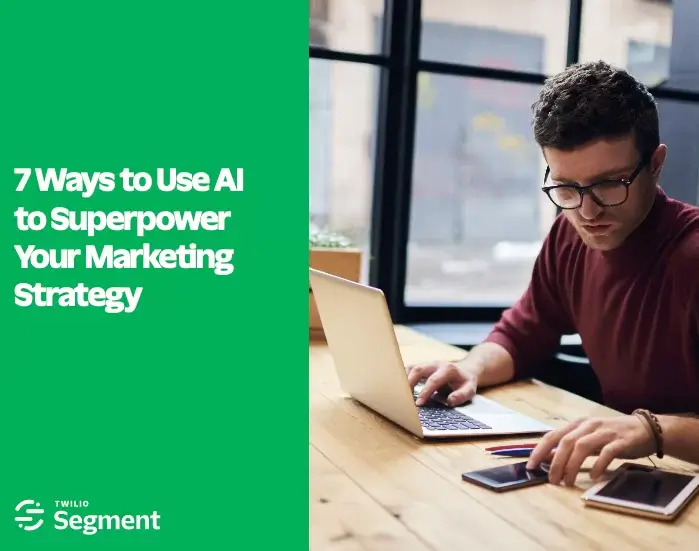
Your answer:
[309,59,378,281]
[579,0,692,90]
[420,0,570,74]
[405,74,553,305]
[310,0,385,54]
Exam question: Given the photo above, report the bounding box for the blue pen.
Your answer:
[490,448,534,457]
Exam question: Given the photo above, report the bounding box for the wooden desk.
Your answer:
[310,326,699,550]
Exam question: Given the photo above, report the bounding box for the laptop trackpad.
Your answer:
[413,385,514,414]
[455,395,514,414]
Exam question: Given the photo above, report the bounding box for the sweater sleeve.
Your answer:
[483,216,573,380]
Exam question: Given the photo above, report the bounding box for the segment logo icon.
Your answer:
[14,499,45,531]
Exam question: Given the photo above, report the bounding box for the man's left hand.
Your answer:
[526,415,655,486]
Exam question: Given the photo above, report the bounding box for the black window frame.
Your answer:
[309,0,699,326]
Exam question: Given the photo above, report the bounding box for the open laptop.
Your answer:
[310,268,552,439]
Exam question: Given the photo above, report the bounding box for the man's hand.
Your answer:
[406,360,478,407]
[526,415,656,486]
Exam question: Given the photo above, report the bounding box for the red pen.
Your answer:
[484,443,537,452]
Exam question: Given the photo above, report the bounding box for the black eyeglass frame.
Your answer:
[541,158,649,209]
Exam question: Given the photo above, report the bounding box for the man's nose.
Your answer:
[578,193,604,220]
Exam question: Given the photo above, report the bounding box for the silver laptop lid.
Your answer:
[310,269,423,436]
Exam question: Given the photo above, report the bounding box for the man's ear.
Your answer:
[651,144,667,180]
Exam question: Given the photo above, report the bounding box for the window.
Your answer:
[627,40,670,88]
[656,99,699,205]
[581,0,699,92]
[405,74,553,305]
[309,0,385,54]
[420,0,570,74]
[309,0,386,285]
[580,0,677,88]
[309,59,379,282]
[310,0,329,47]
[404,12,561,307]
[310,1,699,325]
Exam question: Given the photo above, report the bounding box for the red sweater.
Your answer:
[485,187,699,414]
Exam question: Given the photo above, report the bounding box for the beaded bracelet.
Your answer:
[633,408,664,459]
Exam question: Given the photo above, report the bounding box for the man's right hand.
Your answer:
[406,360,479,407]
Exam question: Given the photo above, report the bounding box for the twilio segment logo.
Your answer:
[13,498,161,536]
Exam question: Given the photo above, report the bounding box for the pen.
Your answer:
[485,443,537,452]
[490,449,534,458]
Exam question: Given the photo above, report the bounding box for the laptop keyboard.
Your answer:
[417,401,492,431]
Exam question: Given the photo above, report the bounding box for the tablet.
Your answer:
[580,462,699,521]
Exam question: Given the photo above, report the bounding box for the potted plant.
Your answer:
[309,223,362,340]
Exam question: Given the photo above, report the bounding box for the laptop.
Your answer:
[309,268,552,439]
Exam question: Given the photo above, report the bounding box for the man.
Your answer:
[407,60,699,486]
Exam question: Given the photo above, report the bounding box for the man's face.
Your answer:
[543,135,666,251]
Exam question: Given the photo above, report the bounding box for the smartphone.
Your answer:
[462,461,549,493]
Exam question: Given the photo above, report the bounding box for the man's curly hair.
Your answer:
[532,60,659,159]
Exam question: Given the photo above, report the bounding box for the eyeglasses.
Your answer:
[541,159,647,209]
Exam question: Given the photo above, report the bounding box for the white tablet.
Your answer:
[581,462,699,521]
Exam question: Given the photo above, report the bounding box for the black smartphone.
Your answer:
[462,461,549,493]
